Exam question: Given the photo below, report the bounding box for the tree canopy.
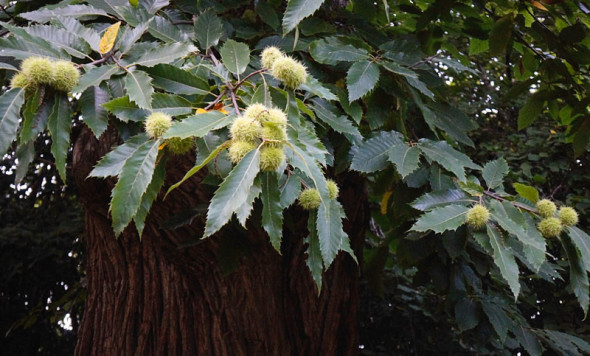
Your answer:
[1,0,590,354]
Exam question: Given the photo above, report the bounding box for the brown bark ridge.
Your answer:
[72,126,367,356]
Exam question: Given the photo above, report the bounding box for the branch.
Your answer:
[81,52,115,68]
[203,89,228,111]
[234,68,268,90]
[483,191,537,213]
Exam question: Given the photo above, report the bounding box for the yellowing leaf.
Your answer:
[196,105,229,115]
[381,190,393,215]
[529,0,548,10]
[99,22,121,55]
[129,0,138,7]
[158,142,167,150]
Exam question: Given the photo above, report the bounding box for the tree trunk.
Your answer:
[71,126,367,356]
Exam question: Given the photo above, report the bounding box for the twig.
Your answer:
[483,191,537,213]
[234,68,268,89]
[82,52,115,67]
[409,54,439,69]
[0,4,15,21]
[204,89,228,110]
[228,84,241,116]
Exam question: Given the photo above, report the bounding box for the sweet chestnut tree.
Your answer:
[1,0,590,354]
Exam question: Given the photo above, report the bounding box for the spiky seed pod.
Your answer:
[260,125,287,147]
[243,103,269,121]
[263,108,288,127]
[52,60,80,92]
[270,56,308,89]
[558,207,579,226]
[10,73,29,89]
[327,180,339,200]
[261,46,284,69]
[229,116,261,142]
[259,147,286,171]
[465,205,490,230]
[144,112,172,139]
[228,140,257,163]
[538,217,563,238]
[166,137,194,155]
[20,57,54,85]
[298,188,321,210]
[536,199,557,218]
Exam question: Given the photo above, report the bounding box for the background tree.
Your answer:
[1,0,590,355]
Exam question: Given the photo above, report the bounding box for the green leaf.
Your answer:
[102,96,149,122]
[455,297,479,331]
[301,75,337,101]
[286,142,330,206]
[236,177,261,227]
[111,140,160,236]
[126,42,195,67]
[148,16,184,43]
[0,22,68,60]
[347,60,380,102]
[561,234,590,315]
[194,9,224,50]
[417,102,477,147]
[488,200,545,271]
[411,189,472,211]
[55,17,101,53]
[305,213,323,292]
[489,14,513,57]
[482,158,509,190]
[204,148,261,237]
[24,25,91,58]
[80,86,109,138]
[282,0,325,35]
[316,198,348,267]
[512,182,539,203]
[134,158,166,238]
[0,63,17,71]
[89,134,149,178]
[261,172,283,252]
[481,298,511,343]
[119,22,150,54]
[20,91,53,143]
[418,139,480,182]
[568,227,590,272]
[487,223,521,299]
[142,0,169,14]
[152,93,193,116]
[163,111,232,139]
[350,131,403,173]
[47,93,72,182]
[518,95,544,130]
[311,98,360,137]
[469,38,488,56]
[388,142,421,178]
[219,39,250,76]
[0,88,25,157]
[309,37,369,65]
[15,140,35,185]
[74,65,121,93]
[279,173,301,208]
[144,64,210,95]
[380,61,418,78]
[406,76,435,99]
[411,205,469,234]
[166,141,230,196]
[125,70,154,109]
[19,5,108,23]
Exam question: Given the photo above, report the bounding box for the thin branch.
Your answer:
[81,52,115,68]
[234,68,268,89]
[409,54,439,69]
[483,191,537,213]
[204,89,228,110]
[0,4,15,21]
[228,84,241,116]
